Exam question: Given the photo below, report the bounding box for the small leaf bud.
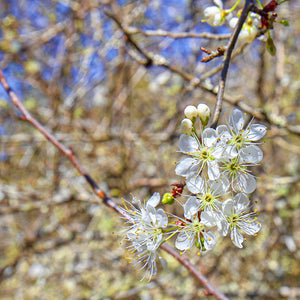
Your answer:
[162,193,175,205]
[181,118,193,135]
[184,105,198,121]
[197,103,211,126]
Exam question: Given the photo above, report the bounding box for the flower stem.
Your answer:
[227,0,242,14]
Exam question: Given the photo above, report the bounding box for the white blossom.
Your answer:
[121,193,168,280]
[221,154,259,194]
[175,215,216,252]
[239,25,258,43]
[217,109,267,158]
[175,129,224,186]
[204,0,224,27]
[222,193,261,248]
[183,178,229,235]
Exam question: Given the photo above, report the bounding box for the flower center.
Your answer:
[192,218,204,233]
[222,157,245,179]
[195,147,214,163]
[199,192,216,210]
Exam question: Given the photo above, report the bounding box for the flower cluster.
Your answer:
[229,13,261,44]
[120,104,266,280]
[202,1,262,44]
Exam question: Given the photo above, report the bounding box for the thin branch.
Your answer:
[200,46,227,63]
[161,244,230,300]
[0,70,230,300]
[126,27,231,40]
[208,0,254,128]
[105,8,300,135]
[0,70,120,214]
[106,9,300,135]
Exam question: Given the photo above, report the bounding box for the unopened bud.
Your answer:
[238,25,258,44]
[184,105,198,121]
[181,118,193,134]
[162,193,175,205]
[204,6,223,27]
[197,104,211,126]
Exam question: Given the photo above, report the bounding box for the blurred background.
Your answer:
[0,0,299,299]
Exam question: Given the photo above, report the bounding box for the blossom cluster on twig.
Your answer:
[203,0,287,49]
[120,103,267,281]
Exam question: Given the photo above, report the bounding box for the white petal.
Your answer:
[211,144,225,160]
[239,145,263,164]
[141,208,152,224]
[225,145,238,159]
[238,218,261,235]
[203,128,217,147]
[246,124,267,141]
[209,176,229,196]
[147,253,157,278]
[233,193,250,214]
[202,231,216,250]
[184,196,200,219]
[229,109,244,133]
[207,160,220,180]
[201,210,216,227]
[147,205,157,225]
[155,208,168,228]
[186,175,204,194]
[175,157,199,177]
[178,134,198,153]
[147,235,161,251]
[147,192,160,208]
[127,228,140,241]
[213,206,228,235]
[175,231,194,250]
[231,227,244,248]
[159,256,168,270]
[219,219,229,236]
[222,199,234,216]
[213,0,223,8]
[237,172,257,194]
[216,125,232,142]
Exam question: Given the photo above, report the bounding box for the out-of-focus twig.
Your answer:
[105,8,299,135]
[126,27,231,40]
[0,70,230,300]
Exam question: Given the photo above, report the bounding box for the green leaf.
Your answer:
[277,20,290,26]
[266,36,276,56]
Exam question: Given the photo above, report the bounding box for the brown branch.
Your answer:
[201,46,226,63]
[161,244,229,300]
[0,70,230,300]
[105,8,300,135]
[208,0,254,128]
[106,9,299,135]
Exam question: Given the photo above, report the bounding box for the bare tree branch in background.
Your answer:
[0,70,230,300]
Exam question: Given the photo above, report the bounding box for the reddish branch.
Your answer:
[0,69,230,300]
